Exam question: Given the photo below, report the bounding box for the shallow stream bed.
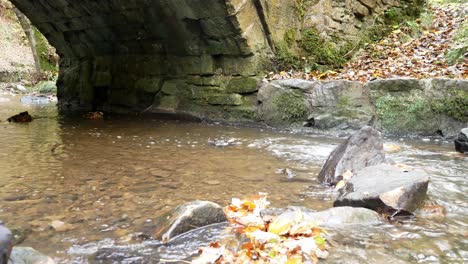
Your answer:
[0,94,466,263]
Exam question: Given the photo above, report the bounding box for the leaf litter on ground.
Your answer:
[265,3,467,82]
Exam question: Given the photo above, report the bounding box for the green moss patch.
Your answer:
[272,91,308,121]
[375,94,434,132]
[431,90,468,122]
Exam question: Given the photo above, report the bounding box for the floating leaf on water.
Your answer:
[335,180,346,190]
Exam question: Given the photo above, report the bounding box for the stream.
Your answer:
[0,94,466,263]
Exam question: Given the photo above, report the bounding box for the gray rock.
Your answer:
[153,201,226,243]
[0,224,12,263]
[257,81,310,125]
[9,247,55,264]
[272,207,382,227]
[21,95,51,105]
[15,84,27,92]
[454,128,468,153]
[318,126,385,185]
[334,164,429,214]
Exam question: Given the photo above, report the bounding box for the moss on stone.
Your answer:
[33,27,57,72]
[431,90,468,123]
[272,41,301,70]
[300,29,346,68]
[375,94,435,132]
[283,29,297,48]
[226,77,258,94]
[207,94,243,106]
[336,96,358,118]
[272,90,308,121]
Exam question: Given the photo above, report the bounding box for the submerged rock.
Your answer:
[318,126,385,185]
[454,128,468,153]
[153,201,226,243]
[0,223,12,263]
[7,111,32,123]
[20,95,50,105]
[271,207,382,227]
[334,164,429,215]
[9,247,55,264]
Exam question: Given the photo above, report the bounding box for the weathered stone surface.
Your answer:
[257,81,310,125]
[135,78,163,93]
[0,224,12,264]
[334,164,429,214]
[369,78,468,137]
[207,94,243,106]
[9,247,55,264]
[226,77,259,94]
[270,207,382,227]
[153,201,226,243]
[454,128,468,153]
[318,126,385,185]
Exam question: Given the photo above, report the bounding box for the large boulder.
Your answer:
[334,164,429,215]
[0,224,12,263]
[318,126,385,185]
[9,247,55,264]
[454,128,468,153]
[153,201,227,243]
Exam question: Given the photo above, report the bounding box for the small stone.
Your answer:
[153,201,227,243]
[49,220,74,232]
[206,180,221,185]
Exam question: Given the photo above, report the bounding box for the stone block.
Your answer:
[221,55,262,76]
[161,80,189,95]
[226,77,259,94]
[168,55,216,75]
[207,94,243,106]
[135,78,163,93]
[200,17,236,37]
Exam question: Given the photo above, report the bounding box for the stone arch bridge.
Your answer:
[11,0,297,119]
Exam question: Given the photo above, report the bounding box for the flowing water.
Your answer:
[0,94,466,263]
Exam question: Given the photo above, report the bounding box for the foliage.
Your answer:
[446,19,467,65]
[273,91,308,121]
[33,27,58,73]
[431,90,468,122]
[301,29,346,68]
[192,194,329,264]
[271,42,301,71]
[294,0,313,20]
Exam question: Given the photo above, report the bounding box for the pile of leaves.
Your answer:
[266,4,467,82]
[192,193,329,264]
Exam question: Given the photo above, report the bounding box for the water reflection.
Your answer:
[0,94,466,263]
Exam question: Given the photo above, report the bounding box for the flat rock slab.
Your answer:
[9,247,55,264]
[153,201,226,243]
[334,164,429,214]
[20,95,51,105]
[270,206,382,227]
[318,126,385,185]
